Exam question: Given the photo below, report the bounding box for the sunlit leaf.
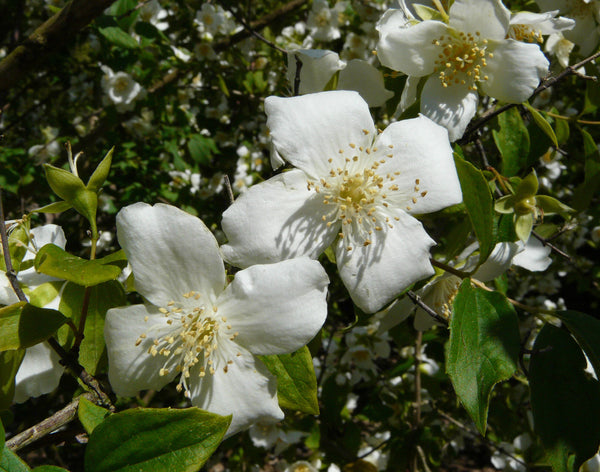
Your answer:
[78,396,111,435]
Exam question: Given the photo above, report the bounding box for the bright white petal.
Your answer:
[0,274,19,305]
[474,242,520,281]
[287,49,343,94]
[105,304,179,397]
[374,114,462,214]
[481,40,549,103]
[510,11,575,35]
[512,237,552,271]
[449,0,510,40]
[216,258,328,355]
[420,76,479,142]
[336,209,436,313]
[265,91,375,177]
[221,170,339,268]
[337,60,394,107]
[564,14,600,55]
[189,347,283,437]
[13,342,64,403]
[116,203,225,307]
[376,18,448,76]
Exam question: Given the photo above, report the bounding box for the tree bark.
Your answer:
[0,0,116,92]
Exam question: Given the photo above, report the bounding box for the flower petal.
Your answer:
[287,49,343,95]
[105,304,179,397]
[336,209,436,313]
[221,170,339,268]
[337,59,394,107]
[13,342,64,403]
[374,114,462,214]
[512,237,552,271]
[116,203,225,307]
[474,242,521,281]
[481,40,549,103]
[420,76,479,142]
[189,348,283,437]
[216,258,329,355]
[377,15,448,76]
[449,0,510,40]
[265,91,375,177]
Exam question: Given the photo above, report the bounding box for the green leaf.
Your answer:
[515,213,534,242]
[535,195,573,216]
[454,155,496,265]
[32,201,73,214]
[0,350,24,409]
[0,302,67,351]
[493,107,530,177]
[530,324,600,472]
[87,147,114,193]
[0,447,31,471]
[35,245,124,287]
[79,281,125,374]
[523,102,558,148]
[32,467,70,471]
[412,4,444,21]
[187,134,218,166]
[260,346,319,415]
[44,164,86,202]
[572,128,600,211]
[555,310,600,379]
[84,408,230,472]
[515,170,538,199]
[0,409,4,455]
[494,195,515,214]
[98,26,139,49]
[78,397,111,435]
[446,280,520,434]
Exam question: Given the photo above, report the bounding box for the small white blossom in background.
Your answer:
[104,203,329,436]
[138,0,170,31]
[546,32,576,67]
[377,0,549,141]
[286,49,394,107]
[0,224,67,403]
[284,460,319,472]
[100,65,145,112]
[537,0,600,55]
[306,0,349,41]
[249,422,307,454]
[28,126,61,165]
[490,434,531,472]
[222,90,462,314]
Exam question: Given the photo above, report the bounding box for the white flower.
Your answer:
[0,224,67,402]
[546,32,575,67]
[376,0,550,141]
[100,66,144,112]
[287,49,393,107]
[221,91,462,314]
[508,10,575,43]
[537,0,600,55]
[104,203,329,436]
[194,3,225,37]
[284,460,319,472]
[306,0,348,41]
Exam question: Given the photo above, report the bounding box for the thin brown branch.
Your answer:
[6,392,96,451]
[458,49,600,144]
[429,258,471,279]
[0,189,27,302]
[407,290,449,327]
[0,0,117,93]
[532,230,572,262]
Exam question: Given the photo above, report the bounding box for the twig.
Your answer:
[223,175,234,205]
[0,189,27,301]
[407,290,449,327]
[531,230,571,262]
[293,55,303,96]
[429,258,470,279]
[6,392,96,451]
[458,49,600,144]
[474,137,489,169]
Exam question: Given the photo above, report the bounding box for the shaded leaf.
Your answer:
[493,107,530,176]
[0,447,30,471]
[0,302,67,351]
[446,280,520,434]
[555,310,600,380]
[78,397,111,435]
[530,324,600,472]
[524,102,558,148]
[260,346,319,415]
[84,408,230,472]
[0,349,24,410]
[454,155,495,265]
[98,26,139,49]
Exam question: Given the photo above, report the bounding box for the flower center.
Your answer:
[306,133,428,251]
[135,291,239,397]
[114,77,130,93]
[508,24,543,43]
[432,31,492,91]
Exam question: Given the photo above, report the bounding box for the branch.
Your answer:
[407,290,449,327]
[458,49,600,144]
[0,189,27,302]
[6,392,96,451]
[0,0,117,93]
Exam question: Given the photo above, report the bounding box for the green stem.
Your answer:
[432,0,449,21]
[73,232,98,350]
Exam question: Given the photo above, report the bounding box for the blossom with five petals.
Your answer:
[104,203,329,435]
[376,0,550,141]
[221,91,462,314]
